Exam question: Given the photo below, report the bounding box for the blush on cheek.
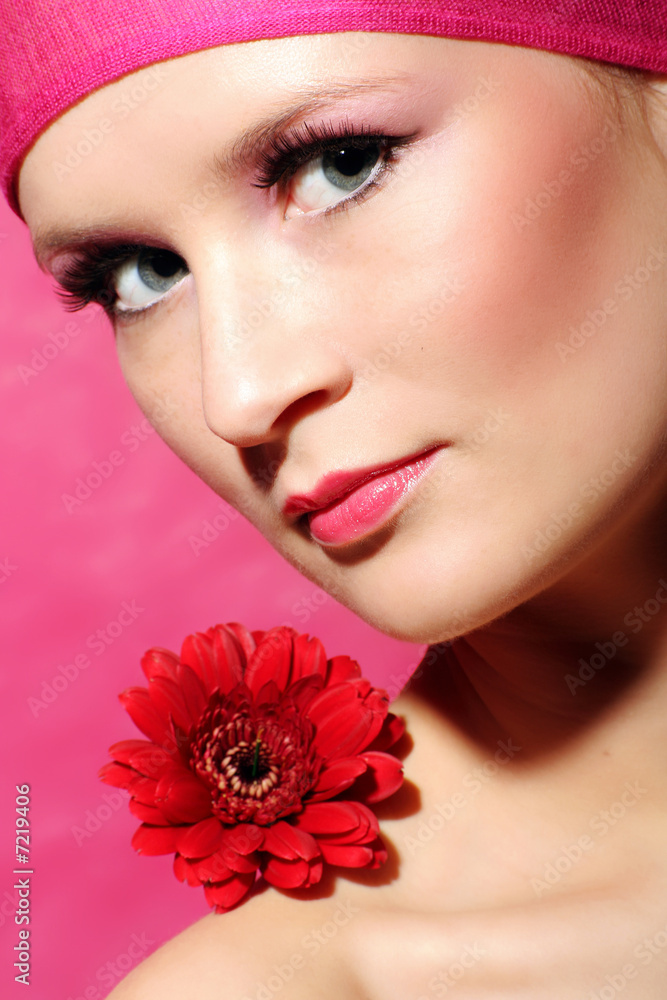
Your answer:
[420,81,632,393]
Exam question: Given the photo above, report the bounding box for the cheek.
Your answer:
[115,304,223,477]
[396,91,618,383]
[360,79,663,457]
[115,308,291,538]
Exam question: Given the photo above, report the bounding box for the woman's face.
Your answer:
[19,35,667,643]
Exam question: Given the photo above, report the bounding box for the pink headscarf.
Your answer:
[1,0,665,215]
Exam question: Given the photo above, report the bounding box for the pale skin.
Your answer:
[18,32,667,997]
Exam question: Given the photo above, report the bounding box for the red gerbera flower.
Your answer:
[100,623,405,912]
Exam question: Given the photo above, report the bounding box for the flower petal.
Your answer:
[223,622,259,661]
[190,852,233,883]
[174,854,203,887]
[317,842,375,868]
[353,751,404,804]
[132,823,181,856]
[126,744,175,779]
[108,739,157,765]
[155,770,212,825]
[295,801,374,836]
[212,626,248,689]
[177,817,224,859]
[366,712,406,753]
[118,773,158,807]
[313,803,378,845]
[309,757,368,802]
[147,675,194,733]
[292,633,328,682]
[316,824,375,845]
[217,850,259,875]
[129,799,169,825]
[306,683,358,728]
[180,631,216,692]
[325,655,361,686]
[262,821,320,862]
[308,685,387,759]
[220,823,264,857]
[262,856,315,889]
[245,627,294,694]
[98,761,134,789]
[119,687,172,745]
[175,662,208,720]
[287,674,325,712]
[204,871,256,911]
[141,647,180,684]
[185,625,252,696]
[252,678,281,710]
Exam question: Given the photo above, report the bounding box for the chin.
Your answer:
[328,569,506,646]
[321,532,563,646]
[366,605,498,647]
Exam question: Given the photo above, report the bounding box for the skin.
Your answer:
[18,33,667,997]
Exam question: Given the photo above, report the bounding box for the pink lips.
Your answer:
[284,447,442,546]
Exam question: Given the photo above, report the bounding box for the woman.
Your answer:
[3,1,667,996]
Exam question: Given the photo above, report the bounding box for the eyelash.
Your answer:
[55,120,417,317]
[253,118,415,194]
[55,242,145,314]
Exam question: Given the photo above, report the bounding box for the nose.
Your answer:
[196,265,353,449]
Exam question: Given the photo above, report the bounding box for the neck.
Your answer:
[375,505,667,911]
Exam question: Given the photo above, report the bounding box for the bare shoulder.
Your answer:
[106,888,364,1000]
[105,871,667,999]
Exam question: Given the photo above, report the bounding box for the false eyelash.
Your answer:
[55,242,144,314]
[252,118,417,190]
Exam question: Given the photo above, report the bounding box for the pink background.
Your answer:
[0,194,424,1000]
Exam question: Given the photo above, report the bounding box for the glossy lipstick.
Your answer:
[284,447,442,546]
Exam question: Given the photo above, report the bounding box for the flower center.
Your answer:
[216,732,278,797]
[190,692,320,826]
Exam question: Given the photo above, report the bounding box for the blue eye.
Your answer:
[321,144,382,191]
[55,243,190,317]
[322,144,380,191]
[114,248,189,312]
[285,142,386,216]
[253,120,420,216]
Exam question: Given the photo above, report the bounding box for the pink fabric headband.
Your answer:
[1,0,666,216]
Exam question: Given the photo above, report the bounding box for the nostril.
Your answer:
[241,441,288,492]
[277,388,333,428]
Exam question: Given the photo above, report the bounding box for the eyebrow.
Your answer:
[31,74,410,266]
[209,75,410,184]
